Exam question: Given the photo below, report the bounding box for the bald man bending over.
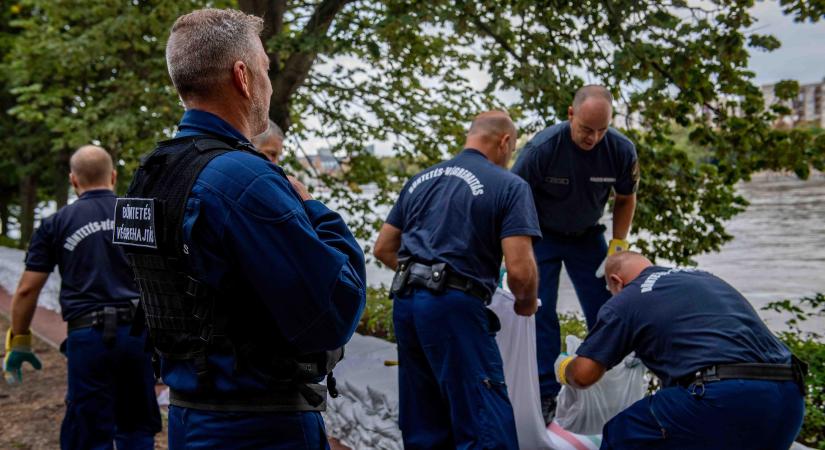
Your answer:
[556,251,805,449]
[4,145,161,449]
[374,111,542,449]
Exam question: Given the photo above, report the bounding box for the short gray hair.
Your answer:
[252,119,285,147]
[166,9,264,99]
[572,85,614,111]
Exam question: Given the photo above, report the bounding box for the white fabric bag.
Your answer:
[489,288,556,450]
[554,335,647,435]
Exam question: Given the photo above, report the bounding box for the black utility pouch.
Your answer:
[792,354,809,396]
[390,258,412,297]
[425,263,448,293]
[102,306,118,347]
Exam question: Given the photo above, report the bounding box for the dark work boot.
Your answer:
[541,396,557,426]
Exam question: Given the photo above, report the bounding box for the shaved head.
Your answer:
[70,145,114,188]
[468,110,517,139]
[568,85,613,151]
[464,110,518,168]
[604,251,652,295]
[572,85,613,112]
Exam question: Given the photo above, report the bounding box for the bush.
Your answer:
[762,294,825,449]
[358,286,395,342]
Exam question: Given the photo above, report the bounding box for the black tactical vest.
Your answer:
[114,135,341,411]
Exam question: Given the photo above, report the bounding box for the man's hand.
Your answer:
[513,297,538,317]
[595,238,630,278]
[3,329,42,384]
[554,353,575,386]
[287,175,312,201]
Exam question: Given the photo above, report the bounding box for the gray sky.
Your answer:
[748,1,825,86]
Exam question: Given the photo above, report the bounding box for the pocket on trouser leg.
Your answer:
[473,378,518,450]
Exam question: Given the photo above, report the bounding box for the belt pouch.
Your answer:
[390,258,412,297]
[425,263,448,293]
[102,306,118,346]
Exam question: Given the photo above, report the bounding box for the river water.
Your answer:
[364,172,825,333]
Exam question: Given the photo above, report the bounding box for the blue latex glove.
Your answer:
[3,329,42,384]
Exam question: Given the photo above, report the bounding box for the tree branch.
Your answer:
[266,0,352,134]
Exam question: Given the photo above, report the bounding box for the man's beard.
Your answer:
[250,95,269,136]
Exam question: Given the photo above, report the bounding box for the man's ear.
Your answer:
[232,60,251,99]
[111,170,117,187]
[69,173,79,190]
[608,273,623,291]
[567,105,574,121]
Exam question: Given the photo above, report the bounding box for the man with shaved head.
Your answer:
[512,85,640,422]
[555,251,806,449]
[4,145,161,448]
[374,110,541,449]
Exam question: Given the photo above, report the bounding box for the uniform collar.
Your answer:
[175,109,250,144]
[461,148,488,160]
[78,189,114,199]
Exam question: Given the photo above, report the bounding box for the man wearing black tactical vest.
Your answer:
[114,9,366,449]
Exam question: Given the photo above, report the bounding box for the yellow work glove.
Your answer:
[3,329,42,384]
[607,238,629,256]
[554,353,575,385]
[596,238,630,278]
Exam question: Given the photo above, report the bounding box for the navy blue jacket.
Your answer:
[160,110,367,394]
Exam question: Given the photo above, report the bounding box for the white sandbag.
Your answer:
[554,335,647,435]
[547,421,602,450]
[489,288,555,450]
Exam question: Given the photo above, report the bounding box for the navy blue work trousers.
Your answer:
[602,379,805,449]
[534,231,611,399]
[393,287,518,450]
[61,324,161,450]
[168,407,329,449]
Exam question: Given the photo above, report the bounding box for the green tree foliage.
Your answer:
[763,294,825,448]
[2,0,824,264]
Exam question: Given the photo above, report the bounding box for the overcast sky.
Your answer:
[748,1,825,85]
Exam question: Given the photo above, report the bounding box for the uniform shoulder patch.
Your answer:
[112,198,158,249]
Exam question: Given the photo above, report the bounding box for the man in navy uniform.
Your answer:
[115,9,366,449]
[511,85,639,421]
[3,145,161,449]
[557,251,806,450]
[374,111,542,449]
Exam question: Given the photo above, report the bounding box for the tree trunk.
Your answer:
[0,199,8,238]
[54,148,70,208]
[18,173,38,249]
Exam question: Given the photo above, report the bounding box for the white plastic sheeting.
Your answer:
[0,246,61,311]
[554,336,647,435]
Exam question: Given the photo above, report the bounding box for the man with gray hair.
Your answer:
[252,119,285,163]
[512,84,640,423]
[115,8,365,449]
[4,145,161,449]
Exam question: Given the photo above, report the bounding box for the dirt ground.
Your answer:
[0,316,169,450]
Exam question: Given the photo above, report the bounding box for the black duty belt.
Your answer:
[677,358,808,395]
[67,305,137,346]
[170,384,328,412]
[67,305,135,331]
[390,260,492,304]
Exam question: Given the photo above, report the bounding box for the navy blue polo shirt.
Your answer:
[576,266,791,387]
[386,149,542,297]
[512,121,638,234]
[25,189,140,321]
